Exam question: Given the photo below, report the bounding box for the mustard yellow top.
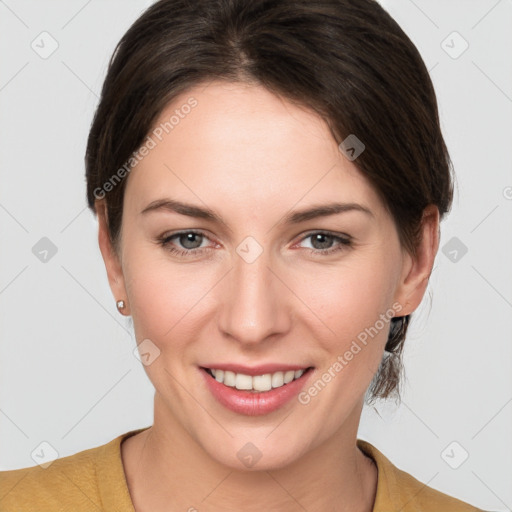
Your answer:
[0,427,488,511]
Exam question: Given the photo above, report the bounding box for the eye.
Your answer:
[157,229,353,258]
[158,230,215,257]
[297,231,353,256]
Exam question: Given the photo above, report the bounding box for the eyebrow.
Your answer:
[140,198,374,227]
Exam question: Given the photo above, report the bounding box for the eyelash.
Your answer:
[157,230,353,258]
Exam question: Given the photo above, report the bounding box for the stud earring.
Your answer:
[116,300,126,312]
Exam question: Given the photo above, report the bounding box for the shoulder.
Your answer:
[357,439,491,512]
[0,443,100,511]
[0,430,138,512]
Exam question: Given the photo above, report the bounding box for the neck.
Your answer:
[121,394,377,512]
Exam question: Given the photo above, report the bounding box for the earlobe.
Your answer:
[95,200,130,316]
[394,205,440,316]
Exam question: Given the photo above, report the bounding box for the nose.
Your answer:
[217,244,291,346]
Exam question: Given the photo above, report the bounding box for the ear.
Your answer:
[95,200,130,316]
[393,204,440,316]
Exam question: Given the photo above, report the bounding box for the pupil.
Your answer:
[313,234,331,250]
[181,233,201,249]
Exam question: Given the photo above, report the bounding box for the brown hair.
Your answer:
[85,0,454,404]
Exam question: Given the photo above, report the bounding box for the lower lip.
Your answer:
[199,367,314,416]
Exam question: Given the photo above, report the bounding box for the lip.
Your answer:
[200,363,310,376]
[199,365,314,416]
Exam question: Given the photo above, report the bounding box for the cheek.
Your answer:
[297,259,397,338]
[123,248,216,344]
[290,253,399,392]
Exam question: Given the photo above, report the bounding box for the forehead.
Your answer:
[123,80,385,222]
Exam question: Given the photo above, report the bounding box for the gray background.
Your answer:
[0,1,510,510]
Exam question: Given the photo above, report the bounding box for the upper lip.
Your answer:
[200,363,313,376]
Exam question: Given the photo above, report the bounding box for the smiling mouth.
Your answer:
[202,366,314,393]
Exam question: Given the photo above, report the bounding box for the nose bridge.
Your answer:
[218,237,289,344]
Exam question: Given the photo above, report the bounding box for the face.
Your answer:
[98,80,436,470]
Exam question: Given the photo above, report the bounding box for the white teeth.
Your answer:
[235,373,253,390]
[207,367,308,392]
[271,371,284,388]
[223,370,236,387]
[284,370,295,384]
[252,374,272,391]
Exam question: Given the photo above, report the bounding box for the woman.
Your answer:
[0,0,491,510]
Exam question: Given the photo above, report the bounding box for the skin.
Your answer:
[96,80,439,512]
